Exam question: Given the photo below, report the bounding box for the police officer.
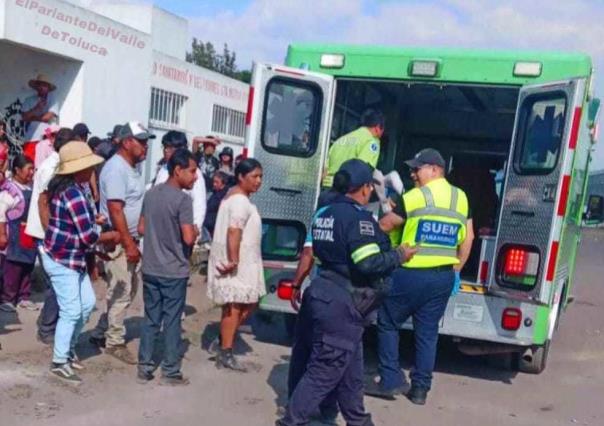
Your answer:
[277,159,417,426]
[366,148,474,405]
[322,109,384,188]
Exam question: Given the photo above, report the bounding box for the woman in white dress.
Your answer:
[207,158,265,371]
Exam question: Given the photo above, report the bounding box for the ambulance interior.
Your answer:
[330,80,522,283]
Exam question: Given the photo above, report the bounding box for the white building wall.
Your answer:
[1,0,249,184]
[90,4,187,60]
[147,51,249,180]
[3,0,152,134]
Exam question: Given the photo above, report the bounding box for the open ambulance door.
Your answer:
[244,63,335,262]
[490,79,586,304]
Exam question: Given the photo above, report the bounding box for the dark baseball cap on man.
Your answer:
[107,124,123,139]
[73,123,90,138]
[118,121,156,141]
[339,159,379,189]
[405,148,446,169]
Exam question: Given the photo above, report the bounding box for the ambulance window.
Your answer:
[516,93,567,174]
[261,78,322,157]
[261,220,306,261]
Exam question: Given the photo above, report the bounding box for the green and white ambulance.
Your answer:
[243,44,602,374]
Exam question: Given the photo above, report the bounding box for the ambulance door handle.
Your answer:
[511,210,535,218]
[270,187,302,196]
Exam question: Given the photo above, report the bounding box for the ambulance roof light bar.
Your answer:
[514,61,542,77]
[320,54,345,69]
[409,60,440,78]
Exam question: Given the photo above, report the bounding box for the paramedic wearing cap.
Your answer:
[89,121,155,365]
[367,148,473,405]
[322,109,384,188]
[278,159,416,426]
[153,131,206,235]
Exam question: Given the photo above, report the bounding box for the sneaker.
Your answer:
[89,335,106,348]
[406,386,428,405]
[18,300,39,311]
[105,344,137,365]
[136,370,154,385]
[0,302,16,313]
[68,352,85,371]
[160,374,190,386]
[215,348,247,372]
[50,362,82,384]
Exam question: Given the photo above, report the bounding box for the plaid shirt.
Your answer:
[44,183,100,272]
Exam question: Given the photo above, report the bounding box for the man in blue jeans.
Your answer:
[366,149,474,405]
[136,148,198,385]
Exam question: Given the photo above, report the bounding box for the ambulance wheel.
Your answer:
[517,340,551,374]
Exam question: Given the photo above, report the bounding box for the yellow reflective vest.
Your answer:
[322,127,380,188]
[400,178,468,268]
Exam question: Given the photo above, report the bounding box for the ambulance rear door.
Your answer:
[490,78,586,304]
[245,63,335,258]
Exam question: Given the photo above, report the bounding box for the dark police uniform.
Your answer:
[278,193,403,426]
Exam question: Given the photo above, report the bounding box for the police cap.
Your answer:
[339,159,379,189]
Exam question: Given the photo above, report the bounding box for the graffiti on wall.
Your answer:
[1,100,26,159]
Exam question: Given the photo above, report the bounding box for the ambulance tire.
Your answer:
[516,340,551,374]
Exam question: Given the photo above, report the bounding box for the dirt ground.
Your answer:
[1,229,604,426]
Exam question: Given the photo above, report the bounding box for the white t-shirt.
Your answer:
[154,164,206,230]
[25,151,59,240]
[22,93,60,142]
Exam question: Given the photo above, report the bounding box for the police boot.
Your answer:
[215,348,247,372]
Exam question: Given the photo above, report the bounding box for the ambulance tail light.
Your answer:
[277,279,295,300]
[513,62,542,77]
[320,54,345,69]
[245,86,255,126]
[501,307,522,331]
[498,245,540,289]
[479,261,489,284]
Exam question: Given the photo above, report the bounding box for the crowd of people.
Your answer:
[1,74,473,426]
[0,88,256,384]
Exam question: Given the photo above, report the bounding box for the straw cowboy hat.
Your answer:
[28,74,57,91]
[56,141,104,175]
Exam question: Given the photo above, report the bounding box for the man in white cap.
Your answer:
[21,74,59,144]
[90,121,155,364]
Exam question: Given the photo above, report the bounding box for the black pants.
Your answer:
[279,273,373,426]
[37,251,59,339]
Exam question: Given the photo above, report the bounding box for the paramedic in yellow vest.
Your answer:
[366,148,474,405]
[322,109,385,188]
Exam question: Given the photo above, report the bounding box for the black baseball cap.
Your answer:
[161,130,188,148]
[339,159,379,188]
[405,148,446,169]
[107,124,123,139]
[73,123,90,138]
[118,121,156,141]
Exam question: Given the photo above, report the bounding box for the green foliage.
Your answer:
[186,38,251,83]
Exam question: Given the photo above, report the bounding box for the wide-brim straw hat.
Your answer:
[28,74,57,91]
[56,141,104,175]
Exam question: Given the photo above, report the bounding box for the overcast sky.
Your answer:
[143,0,604,169]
